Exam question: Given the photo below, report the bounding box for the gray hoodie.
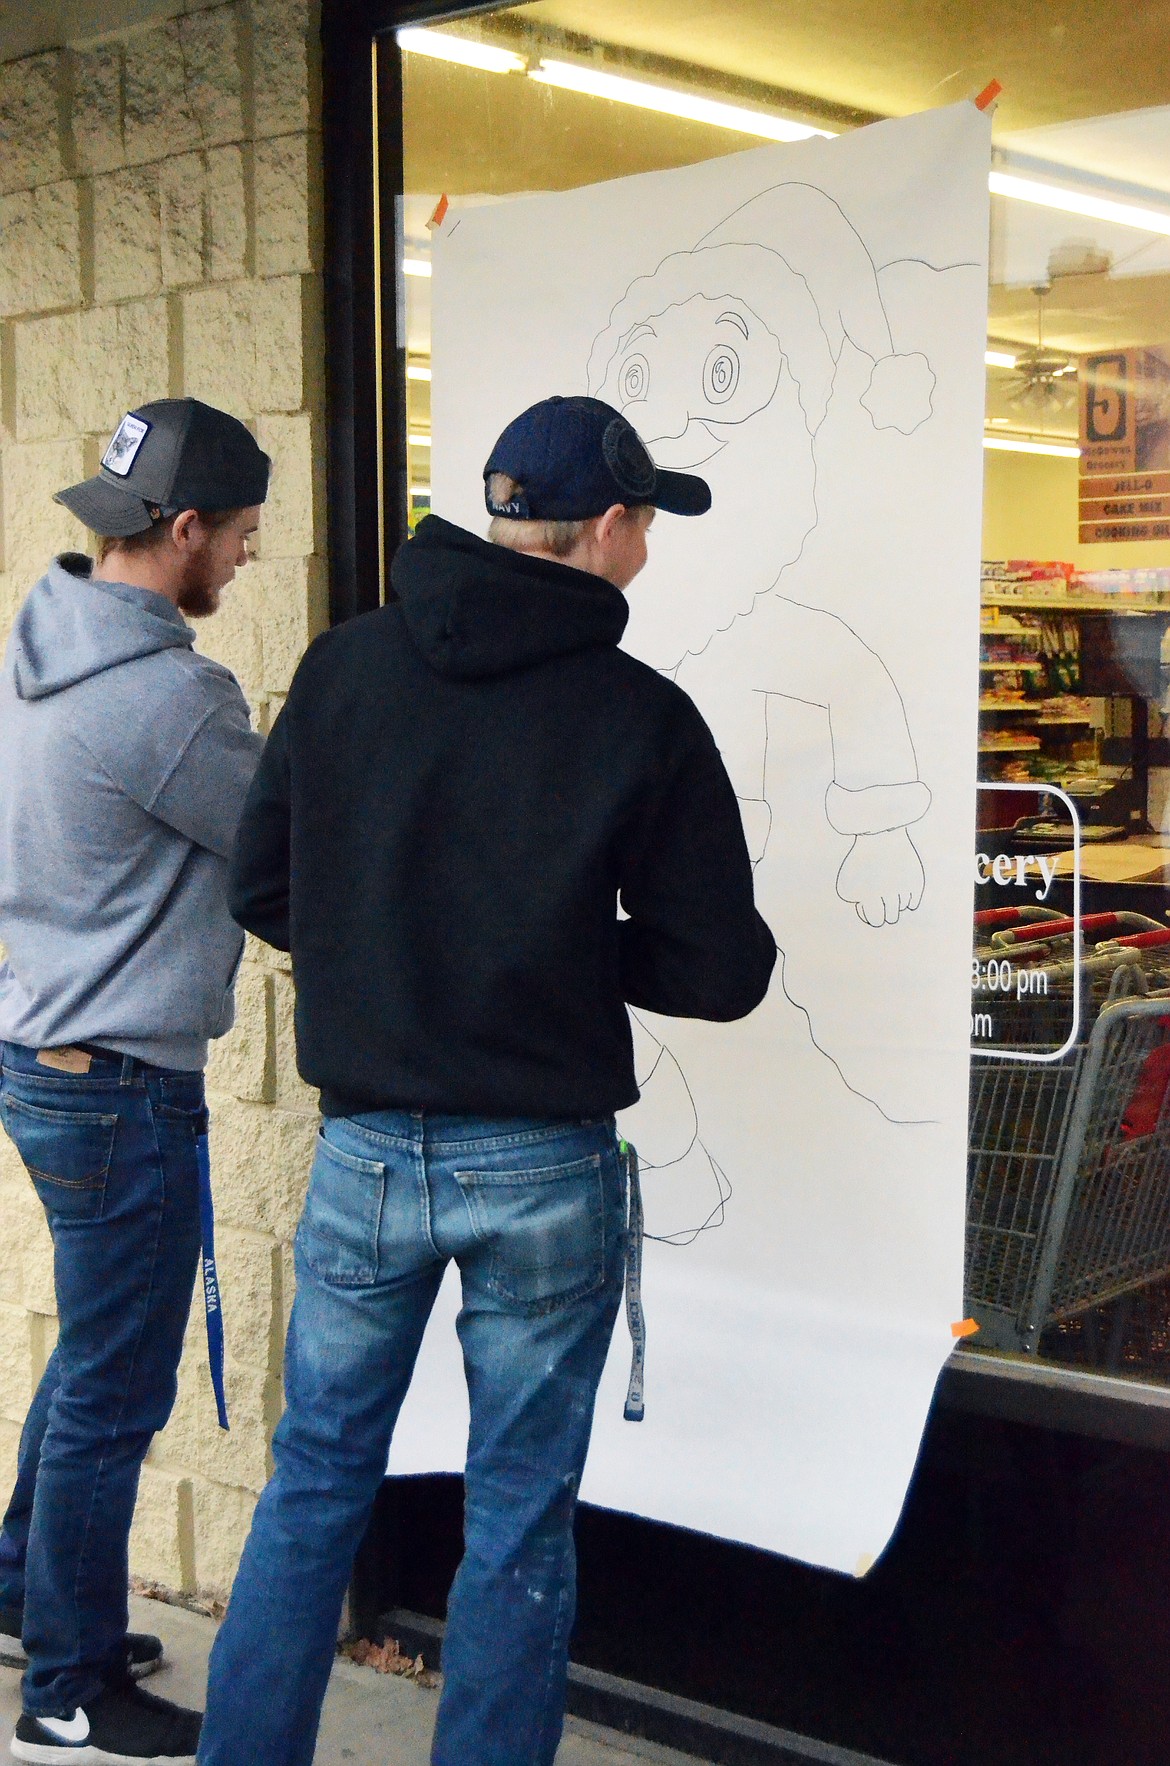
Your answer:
[0,554,264,1069]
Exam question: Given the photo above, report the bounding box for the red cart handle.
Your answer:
[994,911,1163,949]
[974,906,1063,928]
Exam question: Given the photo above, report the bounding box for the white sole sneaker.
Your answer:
[11,1675,199,1763]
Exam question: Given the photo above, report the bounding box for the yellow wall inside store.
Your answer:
[982,450,1170,570]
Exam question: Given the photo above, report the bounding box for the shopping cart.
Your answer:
[966,909,1170,1350]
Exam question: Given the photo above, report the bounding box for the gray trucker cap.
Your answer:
[56,398,270,537]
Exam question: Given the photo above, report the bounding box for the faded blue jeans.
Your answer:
[199,1111,627,1766]
[0,1041,203,1715]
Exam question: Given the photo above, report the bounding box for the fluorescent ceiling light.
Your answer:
[983,434,1080,458]
[411,485,433,498]
[529,59,833,143]
[406,364,432,381]
[397,27,525,75]
[409,431,433,447]
[398,29,1170,240]
[985,349,1017,369]
[403,258,431,278]
[990,168,1170,236]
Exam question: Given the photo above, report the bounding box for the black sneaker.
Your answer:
[11,1679,201,1763]
[0,1607,163,1680]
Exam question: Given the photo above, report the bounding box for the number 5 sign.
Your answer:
[1079,347,1170,541]
[1081,351,1133,474]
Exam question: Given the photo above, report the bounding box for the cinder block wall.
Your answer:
[0,0,327,1597]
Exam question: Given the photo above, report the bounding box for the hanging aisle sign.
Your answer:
[391,102,992,1577]
[1079,348,1170,542]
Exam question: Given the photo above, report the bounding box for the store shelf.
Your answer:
[984,595,1170,614]
[980,699,1096,717]
[980,575,1169,831]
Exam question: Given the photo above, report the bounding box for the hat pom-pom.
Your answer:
[860,352,935,435]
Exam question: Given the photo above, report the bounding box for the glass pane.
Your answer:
[391,2,1170,1389]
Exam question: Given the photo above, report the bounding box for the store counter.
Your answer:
[1046,836,1170,919]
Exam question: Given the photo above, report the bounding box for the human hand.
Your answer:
[836,829,924,926]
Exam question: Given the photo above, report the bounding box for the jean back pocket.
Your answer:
[455,1153,606,1311]
[1,1094,118,1221]
[297,1130,386,1287]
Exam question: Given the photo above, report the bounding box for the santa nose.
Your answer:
[635,392,693,447]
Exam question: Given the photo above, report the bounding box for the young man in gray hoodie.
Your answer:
[0,399,268,1766]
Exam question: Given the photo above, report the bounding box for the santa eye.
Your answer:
[619,353,650,406]
[703,346,740,404]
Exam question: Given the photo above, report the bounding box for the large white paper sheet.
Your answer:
[389,103,991,1574]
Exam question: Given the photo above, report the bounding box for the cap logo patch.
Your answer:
[101,413,151,478]
[484,483,531,518]
[602,418,656,499]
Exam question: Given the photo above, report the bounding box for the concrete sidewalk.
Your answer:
[0,1594,705,1765]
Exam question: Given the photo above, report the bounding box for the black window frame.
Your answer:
[321,0,501,622]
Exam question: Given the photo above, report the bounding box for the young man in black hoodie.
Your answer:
[197,396,776,1766]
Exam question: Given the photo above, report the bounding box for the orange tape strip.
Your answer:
[429,193,450,228]
[974,80,1002,112]
[951,1318,980,1338]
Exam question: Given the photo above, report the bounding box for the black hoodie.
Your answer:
[230,515,776,1119]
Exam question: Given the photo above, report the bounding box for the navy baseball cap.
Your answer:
[484,396,711,521]
[56,398,270,538]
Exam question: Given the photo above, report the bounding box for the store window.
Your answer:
[382,2,1170,1391]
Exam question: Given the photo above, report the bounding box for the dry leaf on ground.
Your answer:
[130,1575,227,1623]
[343,1635,439,1689]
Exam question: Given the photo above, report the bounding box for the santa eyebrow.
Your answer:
[716,312,749,337]
[622,323,656,347]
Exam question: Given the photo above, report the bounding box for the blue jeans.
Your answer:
[0,1042,203,1715]
[199,1111,627,1766]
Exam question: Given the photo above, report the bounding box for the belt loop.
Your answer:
[621,1138,645,1422]
[120,1053,136,1086]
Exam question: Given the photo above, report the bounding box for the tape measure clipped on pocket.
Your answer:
[619,1139,645,1422]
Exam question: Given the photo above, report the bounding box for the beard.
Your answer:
[621,368,819,674]
[175,552,222,619]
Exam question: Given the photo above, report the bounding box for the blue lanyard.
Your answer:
[195,1132,229,1431]
[621,1139,645,1422]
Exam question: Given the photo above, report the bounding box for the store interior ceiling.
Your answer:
[514,0,1170,137]
[400,0,1170,442]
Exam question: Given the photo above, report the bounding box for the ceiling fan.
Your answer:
[1005,283,1077,413]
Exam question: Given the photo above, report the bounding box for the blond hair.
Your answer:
[485,474,590,559]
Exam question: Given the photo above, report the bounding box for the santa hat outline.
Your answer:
[587,181,935,437]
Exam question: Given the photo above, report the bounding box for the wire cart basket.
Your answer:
[967,907,1170,1351]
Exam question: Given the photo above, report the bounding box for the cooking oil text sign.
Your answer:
[1079,349,1170,542]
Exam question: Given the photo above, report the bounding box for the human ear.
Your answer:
[596,503,628,544]
[170,508,200,551]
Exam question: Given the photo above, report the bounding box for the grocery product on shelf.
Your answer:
[978,562,1169,833]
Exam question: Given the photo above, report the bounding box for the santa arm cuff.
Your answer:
[825,779,931,836]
